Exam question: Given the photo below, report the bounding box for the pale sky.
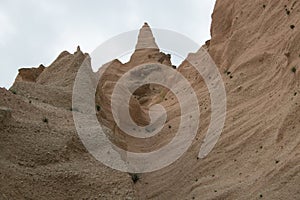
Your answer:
[0,0,216,89]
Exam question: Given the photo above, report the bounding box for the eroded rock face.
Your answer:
[135,22,159,50]
[14,65,45,83]
[135,2,300,199]
[36,48,88,88]
[2,2,300,198]
[95,23,177,151]
[10,47,91,109]
[96,23,173,126]
[0,106,12,124]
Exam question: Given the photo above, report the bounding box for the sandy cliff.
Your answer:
[0,1,299,199]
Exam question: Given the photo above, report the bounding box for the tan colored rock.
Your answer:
[0,106,11,124]
[14,65,45,83]
[10,47,92,109]
[135,1,300,199]
[96,23,174,131]
[135,22,159,51]
[1,1,300,199]
[36,48,88,88]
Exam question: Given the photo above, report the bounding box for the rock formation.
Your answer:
[10,48,90,109]
[135,22,159,51]
[14,64,45,83]
[0,106,12,125]
[95,23,176,152]
[0,1,299,199]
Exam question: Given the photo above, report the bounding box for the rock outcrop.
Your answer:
[0,106,12,125]
[14,65,45,83]
[135,22,159,51]
[10,47,91,109]
[1,1,300,199]
[95,23,176,151]
[135,1,300,199]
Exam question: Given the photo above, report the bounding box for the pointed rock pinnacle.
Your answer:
[135,22,159,50]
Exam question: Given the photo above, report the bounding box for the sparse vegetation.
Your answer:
[129,173,139,184]
[224,69,233,79]
[9,89,17,94]
[290,24,295,29]
[42,117,48,123]
[70,107,79,112]
[96,105,101,112]
[291,67,296,73]
[284,52,290,57]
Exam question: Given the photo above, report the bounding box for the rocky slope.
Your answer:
[0,1,299,199]
[134,1,300,199]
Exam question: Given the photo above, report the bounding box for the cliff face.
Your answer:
[10,47,90,109]
[210,0,300,74]
[95,23,175,151]
[0,1,300,199]
[14,65,45,83]
[135,1,300,199]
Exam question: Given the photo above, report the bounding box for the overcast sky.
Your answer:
[0,0,216,89]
